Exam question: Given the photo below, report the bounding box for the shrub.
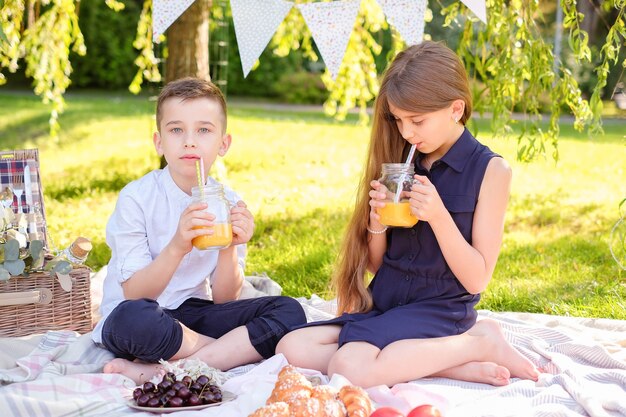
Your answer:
[273,72,328,104]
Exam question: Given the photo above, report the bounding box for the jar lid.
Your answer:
[70,237,92,259]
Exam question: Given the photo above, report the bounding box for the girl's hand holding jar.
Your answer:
[408,175,446,223]
[375,163,419,228]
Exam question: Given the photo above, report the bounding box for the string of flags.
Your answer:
[152,0,487,80]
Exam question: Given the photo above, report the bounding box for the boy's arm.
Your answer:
[211,201,253,303]
[121,243,187,300]
[120,201,213,300]
[210,246,244,302]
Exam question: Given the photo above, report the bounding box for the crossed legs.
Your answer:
[276,319,539,388]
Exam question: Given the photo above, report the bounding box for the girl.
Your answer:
[276,41,539,388]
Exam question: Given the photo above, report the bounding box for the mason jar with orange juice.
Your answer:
[376,163,419,228]
[191,184,233,250]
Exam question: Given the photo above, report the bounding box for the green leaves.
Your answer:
[0,239,46,277]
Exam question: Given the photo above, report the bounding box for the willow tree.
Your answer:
[1,0,624,160]
[268,0,625,161]
[0,0,212,138]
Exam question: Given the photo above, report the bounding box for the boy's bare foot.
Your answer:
[103,358,164,385]
[432,361,510,386]
[469,319,539,381]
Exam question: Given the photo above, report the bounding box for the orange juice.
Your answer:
[377,202,418,227]
[192,223,233,250]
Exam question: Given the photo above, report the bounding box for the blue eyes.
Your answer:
[169,127,211,134]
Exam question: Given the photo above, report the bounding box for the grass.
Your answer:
[0,90,624,319]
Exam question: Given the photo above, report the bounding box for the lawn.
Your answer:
[0,91,624,319]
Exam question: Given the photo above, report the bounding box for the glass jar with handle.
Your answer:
[376,163,419,228]
[191,184,232,250]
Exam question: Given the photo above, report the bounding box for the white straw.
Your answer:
[393,144,417,203]
[405,144,417,168]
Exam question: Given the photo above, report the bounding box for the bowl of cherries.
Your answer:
[128,372,235,413]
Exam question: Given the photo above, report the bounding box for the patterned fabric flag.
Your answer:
[377,0,427,45]
[231,0,294,78]
[152,0,197,42]
[460,0,487,23]
[297,0,361,80]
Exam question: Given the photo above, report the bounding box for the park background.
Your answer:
[0,0,624,320]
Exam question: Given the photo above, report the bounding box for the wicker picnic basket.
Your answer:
[0,267,92,337]
[0,149,92,337]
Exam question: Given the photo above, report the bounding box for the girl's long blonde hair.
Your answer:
[333,41,473,314]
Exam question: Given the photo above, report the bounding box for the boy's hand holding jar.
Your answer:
[229,200,254,246]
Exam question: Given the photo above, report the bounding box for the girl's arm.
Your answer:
[412,158,512,294]
[367,180,389,273]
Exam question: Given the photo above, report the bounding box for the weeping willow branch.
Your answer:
[129,0,161,94]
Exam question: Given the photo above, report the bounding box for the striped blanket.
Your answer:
[0,296,625,417]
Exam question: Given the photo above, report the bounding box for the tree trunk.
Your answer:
[576,0,601,44]
[164,0,211,83]
[161,0,211,167]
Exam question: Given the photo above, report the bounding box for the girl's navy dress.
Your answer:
[308,129,500,349]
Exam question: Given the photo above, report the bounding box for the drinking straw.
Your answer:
[196,159,205,200]
[393,144,417,203]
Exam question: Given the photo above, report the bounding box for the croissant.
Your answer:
[311,385,339,401]
[266,365,313,406]
[338,385,372,417]
[249,402,290,417]
[288,396,346,417]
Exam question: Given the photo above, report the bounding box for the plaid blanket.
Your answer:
[1,299,625,417]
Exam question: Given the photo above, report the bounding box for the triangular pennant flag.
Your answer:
[377,0,427,45]
[460,0,487,23]
[231,0,293,78]
[297,0,361,80]
[152,0,197,42]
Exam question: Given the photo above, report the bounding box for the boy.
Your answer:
[93,77,306,384]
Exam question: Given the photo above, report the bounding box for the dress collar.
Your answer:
[416,128,478,173]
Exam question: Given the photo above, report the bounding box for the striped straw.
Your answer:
[196,159,205,199]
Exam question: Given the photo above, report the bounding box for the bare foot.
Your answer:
[103,358,164,385]
[432,361,510,386]
[469,319,539,381]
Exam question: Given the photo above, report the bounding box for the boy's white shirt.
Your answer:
[92,166,246,344]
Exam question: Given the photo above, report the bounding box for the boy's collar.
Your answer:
[162,166,193,199]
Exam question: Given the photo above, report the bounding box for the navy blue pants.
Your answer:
[101,296,306,362]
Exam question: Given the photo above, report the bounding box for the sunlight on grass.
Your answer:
[1,91,624,319]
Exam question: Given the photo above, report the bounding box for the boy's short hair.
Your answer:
[156,77,227,132]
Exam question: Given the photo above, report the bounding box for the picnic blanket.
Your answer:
[1,281,625,417]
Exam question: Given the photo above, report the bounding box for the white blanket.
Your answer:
[1,295,625,417]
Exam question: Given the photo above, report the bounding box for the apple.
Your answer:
[369,406,405,417]
[406,404,443,417]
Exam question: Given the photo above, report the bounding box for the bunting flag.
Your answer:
[151,0,488,77]
[231,0,294,78]
[376,0,427,46]
[152,0,197,42]
[297,0,361,80]
[460,0,487,23]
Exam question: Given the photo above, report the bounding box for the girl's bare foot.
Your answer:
[432,361,510,386]
[469,319,540,381]
[103,358,164,385]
